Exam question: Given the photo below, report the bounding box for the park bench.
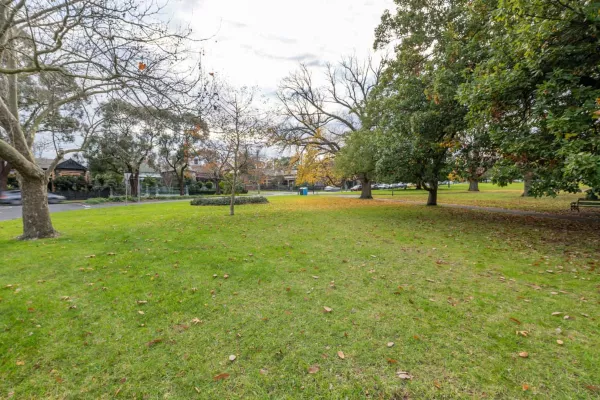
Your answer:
[570,198,600,212]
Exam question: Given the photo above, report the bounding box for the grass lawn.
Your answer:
[1,196,599,399]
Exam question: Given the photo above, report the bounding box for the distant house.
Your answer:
[36,158,89,179]
[189,162,221,183]
[139,162,162,179]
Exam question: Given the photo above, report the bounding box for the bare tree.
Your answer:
[274,54,385,199]
[211,86,269,216]
[0,0,200,239]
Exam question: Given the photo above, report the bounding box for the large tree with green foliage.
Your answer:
[372,0,473,205]
[459,0,600,196]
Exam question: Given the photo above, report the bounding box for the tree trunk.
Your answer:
[229,175,236,216]
[359,176,372,199]
[415,182,423,190]
[522,171,533,197]
[178,173,185,196]
[468,178,479,192]
[426,182,438,206]
[129,174,139,197]
[20,175,57,240]
[0,160,10,191]
[214,178,221,194]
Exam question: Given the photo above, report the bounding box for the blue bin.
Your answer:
[299,187,308,196]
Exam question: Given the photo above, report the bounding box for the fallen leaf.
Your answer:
[518,352,529,358]
[323,306,332,313]
[145,338,163,347]
[85,255,96,258]
[564,315,574,320]
[223,274,229,279]
[387,342,395,348]
[191,318,202,325]
[556,340,564,345]
[509,317,522,325]
[586,385,600,393]
[522,384,530,391]
[308,365,320,374]
[137,300,147,305]
[259,368,268,375]
[434,380,441,389]
[396,370,413,380]
[213,373,229,381]
[551,312,563,316]
[337,351,345,359]
[138,310,145,315]
[107,252,116,256]
[16,360,24,366]
[387,358,398,364]
[312,275,319,279]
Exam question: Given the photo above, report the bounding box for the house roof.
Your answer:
[56,159,87,171]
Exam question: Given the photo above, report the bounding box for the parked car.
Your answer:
[323,186,341,192]
[0,191,66,205]
[390,183,408,189]
[350,184,362,191]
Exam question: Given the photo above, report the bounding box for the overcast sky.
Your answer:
[170,0,394,96]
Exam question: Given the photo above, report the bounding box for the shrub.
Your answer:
[190,195,269,206]
[204,181,213,189]
[222,180,248,194]
[53,175,90,191]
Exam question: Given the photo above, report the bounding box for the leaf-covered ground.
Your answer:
[369,183,595,214]
[1,196,599,399]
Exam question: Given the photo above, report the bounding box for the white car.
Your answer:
[324,186,341,192]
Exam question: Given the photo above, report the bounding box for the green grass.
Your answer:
[1,196,599,399]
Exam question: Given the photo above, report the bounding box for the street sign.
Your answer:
[124,172,132,181]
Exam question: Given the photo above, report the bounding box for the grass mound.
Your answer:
[191,195,269,206]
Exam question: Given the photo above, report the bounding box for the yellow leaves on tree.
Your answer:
[293,129,340,186]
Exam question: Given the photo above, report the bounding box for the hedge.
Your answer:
[190,195,269,206]
[85,195,201,204]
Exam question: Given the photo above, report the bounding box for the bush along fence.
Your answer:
[190,196,269,206]
[53,188,111,200]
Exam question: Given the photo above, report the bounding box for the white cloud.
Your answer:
[168,0,394,94]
